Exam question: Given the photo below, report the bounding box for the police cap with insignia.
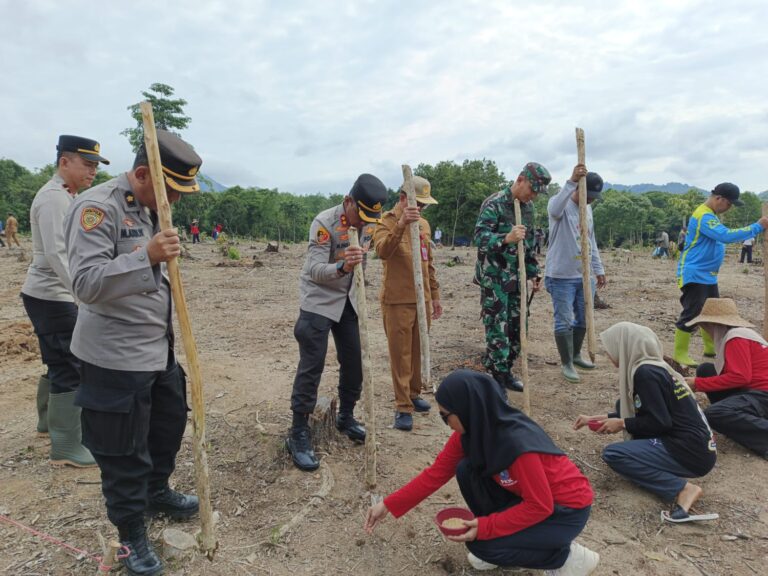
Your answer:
[151,129,203,194]
[349,173,388,223]
[57,135,110,164]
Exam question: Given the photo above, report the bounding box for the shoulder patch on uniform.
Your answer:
[81,207,105,232]
[316,225,330,244]
[124,191,137,207]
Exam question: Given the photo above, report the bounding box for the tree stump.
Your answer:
[310,396,337,449]
[265,241,279,253]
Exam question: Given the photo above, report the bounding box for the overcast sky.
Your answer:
[2,0,767,195]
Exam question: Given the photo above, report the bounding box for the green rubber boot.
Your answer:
[572,328,596,370]
[36,375,50,436]
[700,328,716,358]
[48,392,97,468]
[673,328,698,367]
[555,332,580,383]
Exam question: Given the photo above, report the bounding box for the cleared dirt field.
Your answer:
[0,237,766,575]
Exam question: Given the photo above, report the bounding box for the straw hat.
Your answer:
[685,298,754,328]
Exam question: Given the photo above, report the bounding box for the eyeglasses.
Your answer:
[439,411,452,424]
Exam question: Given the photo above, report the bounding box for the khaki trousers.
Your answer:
[7,232,20,247]
[382,303,430,412]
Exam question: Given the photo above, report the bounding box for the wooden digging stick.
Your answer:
[401,165,432,392]
[576,127,597,363]
[140,102,218,559]
[513,198,531,416]
[96,532,121,574]
[764,202,768,339]
[348,229,376,488]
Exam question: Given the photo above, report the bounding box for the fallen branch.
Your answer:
[276,461,335,540]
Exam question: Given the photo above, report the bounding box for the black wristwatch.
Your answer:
[336,260,348,276]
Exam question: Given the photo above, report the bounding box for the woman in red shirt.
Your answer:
[364,370,598,574]
[686,298,768,459]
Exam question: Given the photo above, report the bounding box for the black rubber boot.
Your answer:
[36,375,50,436]
[147,486,199,520]
[572,328,596,369]
[118,518,163,576]
[554,332,580,383]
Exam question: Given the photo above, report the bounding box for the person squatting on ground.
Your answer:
[21,135,110,468]
[6,211,21,247]
[545,164,606,384]
[575,322,717,523]
[674,183,768,367]
[684,298,768,459]
[286,174,388,472]
[64,130,202,576]
[474,162,551,394]
[365,370,599,575]
[373,176,442,432]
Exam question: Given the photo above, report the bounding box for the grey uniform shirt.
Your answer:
[21,173,75,301]
[545,179,604,279]
[64,174,171,371]
[299,204,375,322]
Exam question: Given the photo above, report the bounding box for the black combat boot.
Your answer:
[147,486,199,520]
[286,424,319,471]
[336,412,366,442]
[118,517,163,576]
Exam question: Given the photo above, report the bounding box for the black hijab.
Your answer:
[435,370,563,477]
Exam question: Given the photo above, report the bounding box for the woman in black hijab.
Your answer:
[364,370,599,574]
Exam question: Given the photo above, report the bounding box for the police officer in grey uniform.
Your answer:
[287,174,388,471]
[64,130,201,576]
[21,135,109,467]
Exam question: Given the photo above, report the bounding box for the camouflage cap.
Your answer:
[520,162,552,194]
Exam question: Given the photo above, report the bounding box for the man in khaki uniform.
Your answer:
[6,212,21,247]
[373,176,442,431]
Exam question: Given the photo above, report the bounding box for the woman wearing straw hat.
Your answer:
[685,298,768,459]
[574,322,718,523]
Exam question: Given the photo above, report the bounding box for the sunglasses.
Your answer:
[439,411,452,424]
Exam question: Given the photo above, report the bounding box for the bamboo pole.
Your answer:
[401,165,432,392]
[348,229,376,487]
[140,102,217,559]
[575,127,597,363]
[513,198,531,415]
[763,203,768,339]
[96,532,121,574]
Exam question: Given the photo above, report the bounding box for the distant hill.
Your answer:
[604,182,707,194]
[197,173,228,192]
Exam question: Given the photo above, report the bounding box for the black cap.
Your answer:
[152,129,203,194]
[586,172,603,199]
[349,174,388,223]
[57,135,110,164]
[712,182,742,206]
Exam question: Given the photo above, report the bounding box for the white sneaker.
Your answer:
[467,552,498,571]
[544,542,600,576]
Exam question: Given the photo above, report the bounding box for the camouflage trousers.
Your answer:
[480,283,527,375]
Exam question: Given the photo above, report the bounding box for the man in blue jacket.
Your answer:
[674,183,768,366]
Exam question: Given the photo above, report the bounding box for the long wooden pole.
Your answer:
[763,204,768,339]
[513,199,531,415]
[140,102,217,559]
[401,165,432,392]
[576,127,597,363]
[348,229,376,488]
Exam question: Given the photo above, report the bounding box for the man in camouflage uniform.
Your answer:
[474,162,551,392]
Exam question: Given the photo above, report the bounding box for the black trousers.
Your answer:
[291,299,362,415]
[739,245,753,263]
[21,293,80,394]
[76,354,188,526]
[697,363,768,457]
[456,459,591,570]
[675,283,719,332]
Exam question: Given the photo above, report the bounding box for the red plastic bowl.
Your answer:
[434,507,475,536]
[588,419,603,432]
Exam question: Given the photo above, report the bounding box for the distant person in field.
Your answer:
[739,237,754,263]
[685,299,768,460]
[545,165,606,384]
[190,219,200,244]
[286,174,388,472]
[677,227,687,252]
[365,370,599,574]
[575,322,717,524]
[0,218,5,247]
[6,211,21,247]
[373,176,442,432]
[434,226,443,246]
[673,183,768,367]
[657,230,670,259]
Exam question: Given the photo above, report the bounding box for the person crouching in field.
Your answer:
[575,322,717,523]
[684,298,768,460]
[366,370,599,575]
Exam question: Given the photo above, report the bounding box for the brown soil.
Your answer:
[0,239,766,575]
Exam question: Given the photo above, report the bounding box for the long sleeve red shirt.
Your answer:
[695,338,768,393]
[383,433,593,540]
